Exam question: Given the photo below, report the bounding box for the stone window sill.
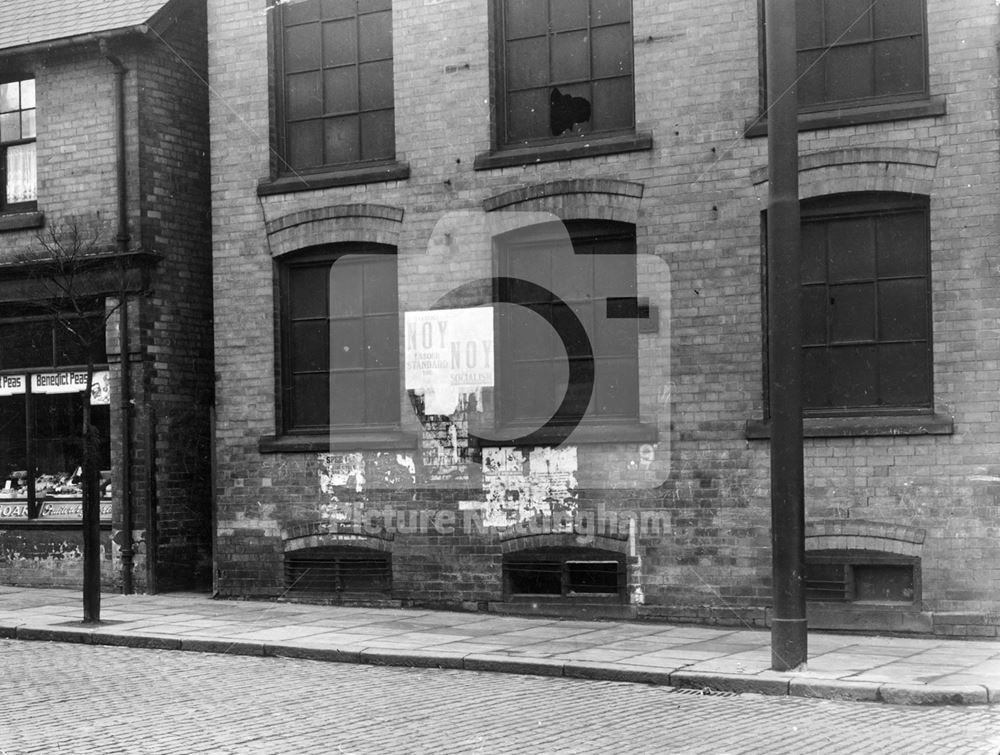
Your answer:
[744,95,947,137]
[745,413,953,440]
[473,421,658,447]
[474,131,653,171]
[0,211,43,232]
[258,161,410,196]
[259,430,418,453]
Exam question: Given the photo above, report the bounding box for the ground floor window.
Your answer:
[284,546,392,596]
[805,551,918,604]
[503,547,626,601]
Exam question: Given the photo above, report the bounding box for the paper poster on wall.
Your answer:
[404,307,494,415]
[90,371,110,405]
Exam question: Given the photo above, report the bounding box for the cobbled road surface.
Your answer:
[1,640,998,754]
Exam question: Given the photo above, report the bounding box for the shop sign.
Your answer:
[0,374,26,396]
[30,370,110,405]
[0,501,112,521]
[404,307,494,414]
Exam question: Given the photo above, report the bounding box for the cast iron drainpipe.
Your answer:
[101,41,134,595]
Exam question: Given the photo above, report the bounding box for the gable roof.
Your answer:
[0,0,174,54]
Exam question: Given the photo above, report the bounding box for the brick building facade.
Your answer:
[0,0,213,592]
[209,0,1000,635]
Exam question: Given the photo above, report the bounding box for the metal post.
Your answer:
[765,0,807,671]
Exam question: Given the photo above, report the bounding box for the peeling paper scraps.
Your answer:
[481,446,578,528]
[318,452,366,494]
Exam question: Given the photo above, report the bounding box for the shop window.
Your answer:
[806,551,918,604]
[274,0,395,172]
[767,193,932,415]
[0,77,36,211]
[280,244,399,433]
[495,220,638,428]
[284,546,391,595]
[794,0,927,111]
[0,311,111,521]
[494,0,634,146]
[503,547,626,601]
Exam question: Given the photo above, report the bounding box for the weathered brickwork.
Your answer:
[209,0,1000,635]
[0,0,212,592]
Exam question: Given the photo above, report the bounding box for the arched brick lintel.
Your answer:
[752,148,938,205]
[283,532,394,553]
[805,519,926,558]
[266,203,405,257]
[484,179,644,225]
[499,531,630,555]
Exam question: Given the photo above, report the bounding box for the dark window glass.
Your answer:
[496,221,638,427]
[498,0,634,145]
[794,194,931,414]
[795,0,926,110]
[282,246,399,432]
[0,78,36,210]
[278,0,394,170]
[504,548,625,599]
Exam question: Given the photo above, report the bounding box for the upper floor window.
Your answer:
[275,0,394,172]
[0,77,36,211]
[495,220,639,427]
[796,0,927,110]
[496,0,634,147]
[795,193,932,414]
[280,245,399,433]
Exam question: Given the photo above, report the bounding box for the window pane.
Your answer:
[551,30,590,82]
[825,0,871,43]
[331,319,365,369]
[505,0,547,39]
[323,18,358,67]
[0,321,50,368]
[0,111,20,141]
[20,109,35,140]
[507,88,549,141]
[800,222,826,283]
[551,0,588,31]
[874,0,922,37]
[510,305,561,360]
[878,279,927,341]
[796,50,826,107]
[6,142,36,204]
[874,37,924,97]
[592,357,638,417]
[330,372,364,425]
[591,77,633,131]
[829,283,875,343]
[877,213,925,277]
[592,0,630,26]
[321,0,357,19]
[801,285,827,346]
[507,37,549,90]
[802,347,830,408]
[359,109,395,160]
[594,313,636,358]
[284,0,321,25]
[359,60,393,110]
[0,397,27,496]
[594,252,636,295]
[287,120,323,169]
[358,0,391,12]
[292,321,328,371]
[285,23,322,72]
[507,361,561,422]
[365,315,398,368]
[550,82,592,135]
[829,345,877,407]
[878,343,930,406]
[827,217,875,282]
[329,259,364,317]
[293,373,330,427]
[287,71,323,119]
[359,10,392,61]
[324,66,359,114]
[362,256,398,313]
[826,45,874,101]
[592,24,632,78]
[0,81,18,112]
[324,114,361,163]
[795,0,822,48]
[365,369,399,423]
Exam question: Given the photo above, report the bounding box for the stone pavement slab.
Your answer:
[1,585,997,706]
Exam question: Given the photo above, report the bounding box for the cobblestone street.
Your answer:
[1,640,998,754]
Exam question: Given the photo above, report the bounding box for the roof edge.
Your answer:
[0,24,150,58]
